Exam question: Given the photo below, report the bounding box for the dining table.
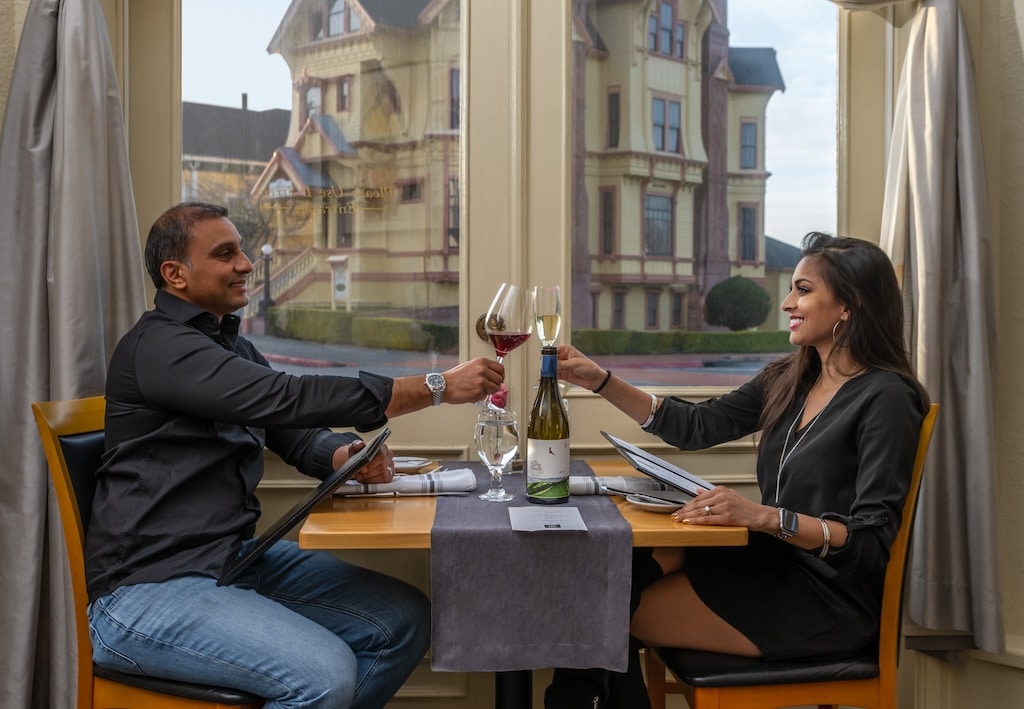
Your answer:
[298,460,747,709]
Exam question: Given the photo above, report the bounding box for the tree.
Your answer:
[704,275,772,331]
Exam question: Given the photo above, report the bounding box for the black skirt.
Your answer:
[685,534,878,661]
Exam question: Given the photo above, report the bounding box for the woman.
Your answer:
[548,232,929,708]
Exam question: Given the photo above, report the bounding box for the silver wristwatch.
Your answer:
[775,507,799,539]
[425,373,446,406]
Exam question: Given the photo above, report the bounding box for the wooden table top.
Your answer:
[299,461,747,550]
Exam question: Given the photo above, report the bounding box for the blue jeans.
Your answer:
[87,541,430,709]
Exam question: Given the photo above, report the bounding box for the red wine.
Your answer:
[488,332,531,358]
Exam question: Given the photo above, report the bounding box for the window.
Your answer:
[644,193,673,256]
[181,0,465,384]
[399,180,424,203]
[328,0,345,36]
[652,97,681,154]
[668,101,681,154]
[325,0,359,38]
[570,0,836,387]
[303,85,321,122]
[649,2,685,59]
[336,75,352,112]
[612,290,626,330]
[658,3,673,55]
[600,188,615,255]
[740,120,757,169]
[607,89,620,148]
[652,98,665,151]
[338,194,354,248]
[449,67,461,130]
[739,205,758,261]
[645,290,660,329]
[670,291,683,328]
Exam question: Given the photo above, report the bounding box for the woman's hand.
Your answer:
[556,345,606,391]
[671,485,775,532]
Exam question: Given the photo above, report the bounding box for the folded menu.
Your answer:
[568,475,672,496]
[334,468,478,496]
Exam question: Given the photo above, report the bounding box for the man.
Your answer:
[85,202,504,708]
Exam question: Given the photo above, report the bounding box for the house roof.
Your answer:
[765,236,802,270]
[309,114,357,155]
[728,47,786,92]
[269,0,436,52]
[182,101,290,162]
[360,0,434,30]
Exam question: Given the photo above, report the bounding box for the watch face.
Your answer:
[427,373,444,389]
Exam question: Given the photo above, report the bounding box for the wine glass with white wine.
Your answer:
[532,285,561,347]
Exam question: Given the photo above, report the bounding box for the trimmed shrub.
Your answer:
[704,276,773,331]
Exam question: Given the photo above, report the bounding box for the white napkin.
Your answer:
[569,475,672,496]
[335,468,478,496]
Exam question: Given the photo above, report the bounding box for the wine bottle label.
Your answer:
[526,438,570,503]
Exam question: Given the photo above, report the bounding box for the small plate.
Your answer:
[393,456,433,473]
[625,494,684,513]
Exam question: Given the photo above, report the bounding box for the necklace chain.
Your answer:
[775,383,833,503]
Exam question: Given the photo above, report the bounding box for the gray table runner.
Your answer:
[430,460,632,672]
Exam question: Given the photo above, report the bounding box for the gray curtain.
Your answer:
[831,0,1004,653]
[0,0,147,706]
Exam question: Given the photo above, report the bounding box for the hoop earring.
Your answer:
[832,320,843,344]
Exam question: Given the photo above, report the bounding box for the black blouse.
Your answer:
[646,368,924,640]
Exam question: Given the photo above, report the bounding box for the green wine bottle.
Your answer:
[526,345,570,504]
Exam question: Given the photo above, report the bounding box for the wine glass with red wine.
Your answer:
[482,283,533,410]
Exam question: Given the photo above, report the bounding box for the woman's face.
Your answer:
[781,256,848,354]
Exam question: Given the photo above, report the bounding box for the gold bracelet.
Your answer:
[818,517,831,558]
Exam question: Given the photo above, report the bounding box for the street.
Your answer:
[246,334,782,388]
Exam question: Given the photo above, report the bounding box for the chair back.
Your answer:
[877,402,939,681]
[33,396,107,709]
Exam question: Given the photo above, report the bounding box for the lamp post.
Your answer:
[258,243,275,318]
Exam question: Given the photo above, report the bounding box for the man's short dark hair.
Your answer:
[144,202,229,289]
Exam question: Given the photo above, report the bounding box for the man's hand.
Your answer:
[440,357,505,405]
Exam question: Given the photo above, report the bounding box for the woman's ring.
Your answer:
[704,505,712,516]
[386,466,393,475]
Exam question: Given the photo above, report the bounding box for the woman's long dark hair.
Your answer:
[757,232,929,441]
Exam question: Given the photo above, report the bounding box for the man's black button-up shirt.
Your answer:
[85,290,392,602]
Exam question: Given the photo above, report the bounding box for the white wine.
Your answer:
[526,345,570,504]
[535,314,561,347]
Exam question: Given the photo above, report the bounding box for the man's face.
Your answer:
[174,216,254,317]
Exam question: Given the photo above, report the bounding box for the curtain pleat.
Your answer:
[832,0,1004,653]
[0,0,147,706]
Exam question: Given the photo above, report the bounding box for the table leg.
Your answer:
[495,669,532,709]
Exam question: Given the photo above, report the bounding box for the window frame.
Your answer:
[114,0,871,418]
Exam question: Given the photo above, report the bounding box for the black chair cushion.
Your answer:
[93,664,262,704]
[59,431,105,533]
[656,647,880,687]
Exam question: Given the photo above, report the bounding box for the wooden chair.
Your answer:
[32,396,263,709]
[645,402,939,709]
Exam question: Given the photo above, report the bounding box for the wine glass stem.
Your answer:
[489,467,504,493]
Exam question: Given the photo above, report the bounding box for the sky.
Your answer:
[181,0,838,247]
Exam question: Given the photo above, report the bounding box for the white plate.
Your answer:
[393,456,432,472]
[625,494,684,513]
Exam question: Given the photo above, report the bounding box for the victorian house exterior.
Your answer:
[236,0,782,330]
